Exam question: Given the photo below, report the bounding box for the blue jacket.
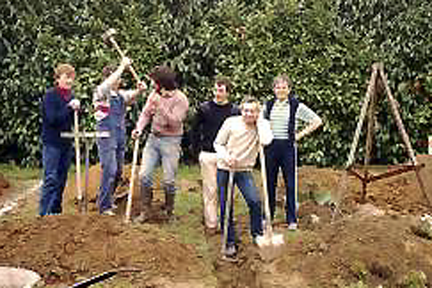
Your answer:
[42,87,75,146]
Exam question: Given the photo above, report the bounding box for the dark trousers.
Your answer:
[40,143,73,215]
[264,140,297,224]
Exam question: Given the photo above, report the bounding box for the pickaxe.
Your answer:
[102,28,151,222]
[102,28,151,83]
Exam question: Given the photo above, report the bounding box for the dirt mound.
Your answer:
[341,170,430,215]
[296,164,431,216]
[0,215,207,286]
[272,215,432,287]
[63,164,169,215]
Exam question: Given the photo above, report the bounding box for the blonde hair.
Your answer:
[54,63,75,79]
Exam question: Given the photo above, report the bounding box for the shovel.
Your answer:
[221,170,235,255]
[73,110,86,214]
[70,267,141,288]
[256,146,284,248]
[125,138,140,223]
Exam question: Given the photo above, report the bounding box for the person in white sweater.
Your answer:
[214,96,273,260]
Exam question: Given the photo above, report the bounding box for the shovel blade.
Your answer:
[256,233,284,248]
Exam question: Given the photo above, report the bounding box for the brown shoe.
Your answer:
[134,211,150,223]
[205,227,219,236]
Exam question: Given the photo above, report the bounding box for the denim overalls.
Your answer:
[96,94,126,213]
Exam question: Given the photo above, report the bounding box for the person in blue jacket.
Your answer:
[40,63,80,215]
[263,74,322,230]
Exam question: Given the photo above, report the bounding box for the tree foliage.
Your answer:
[1,0,431,166]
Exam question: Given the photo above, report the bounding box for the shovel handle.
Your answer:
[125,138,140,223]
[221,171,235,253]
[259,146,273,234]
[74,110,83,213]
[109,38,152,84]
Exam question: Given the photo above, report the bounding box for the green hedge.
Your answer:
[1,0,431,166]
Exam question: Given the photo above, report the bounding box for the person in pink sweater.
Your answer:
[132,65,189,221]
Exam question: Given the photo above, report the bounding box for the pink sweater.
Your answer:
[136,90,189,136]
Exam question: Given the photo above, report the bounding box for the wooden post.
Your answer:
[346,64,379,168]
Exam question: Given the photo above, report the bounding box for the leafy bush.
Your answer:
[1,0,431,166]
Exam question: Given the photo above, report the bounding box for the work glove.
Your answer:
[131,129,142,140]
[68,99,81,110]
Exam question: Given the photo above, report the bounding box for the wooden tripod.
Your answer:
[344,63,431,207]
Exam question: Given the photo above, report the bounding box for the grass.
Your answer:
[0,163,41,184]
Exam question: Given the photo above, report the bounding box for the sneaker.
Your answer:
[288,223,298,231]
[222,245,238,262]
[102,209,115,216]
[252,235,267,246]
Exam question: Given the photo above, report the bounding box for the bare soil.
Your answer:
[1,157,432,287]
[0,215,209,286]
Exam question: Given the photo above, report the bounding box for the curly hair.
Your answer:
[149,65,178,91]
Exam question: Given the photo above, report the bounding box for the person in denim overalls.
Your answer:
[94,57,146,215]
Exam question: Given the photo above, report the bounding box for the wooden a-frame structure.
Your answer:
[343,63,431,207]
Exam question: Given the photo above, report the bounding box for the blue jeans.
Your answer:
[217,169,263,247]
[40,143,73,215]
[265,140,297,224]
[140,134,181,194]
[97,126,125,213]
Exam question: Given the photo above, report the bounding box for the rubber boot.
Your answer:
[136,186,153,223]
[164,186,175,221]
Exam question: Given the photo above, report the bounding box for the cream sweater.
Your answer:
[214,116,273,171]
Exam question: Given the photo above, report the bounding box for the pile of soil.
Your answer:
[63,165,172,216]
[270,214,432,287]
[297,163,431,216]
[0,215,208,286]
